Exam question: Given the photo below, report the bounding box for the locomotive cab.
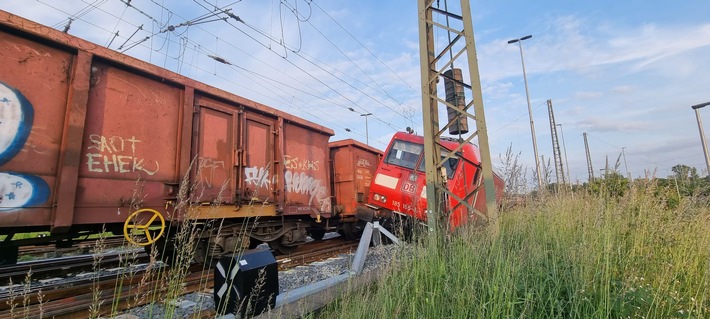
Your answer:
[363,131,503,231]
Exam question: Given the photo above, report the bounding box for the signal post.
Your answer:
[417,0,498,237]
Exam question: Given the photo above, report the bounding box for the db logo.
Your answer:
[401,182,417,194]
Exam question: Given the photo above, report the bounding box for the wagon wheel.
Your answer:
[124,208,166,246]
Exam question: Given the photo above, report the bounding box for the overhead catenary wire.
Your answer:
[311,0,419,130]
[46,0,108,30]
[159,35,379,145]
[492,100,548,134]
[586,133,655,166]
[198,12,402,131]
[191,0,416,131]
[25,1,411,145]
[310,1,417,95]
[188,44,366,133]
[175,1,416,132]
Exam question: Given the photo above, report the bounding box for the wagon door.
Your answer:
[241,115,276,202]
[192,105,235,203]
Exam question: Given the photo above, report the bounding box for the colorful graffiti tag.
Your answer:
[0,81,33,165]
[284,170,331,212]
[0,172,50,210]
[244,166,271,188]
[0,82,49,210]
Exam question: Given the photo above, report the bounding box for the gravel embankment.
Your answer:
[123,236,406,319]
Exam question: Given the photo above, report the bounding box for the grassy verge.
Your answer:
[313,186,710,318]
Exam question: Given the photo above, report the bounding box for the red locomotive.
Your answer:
[360,131,505,231]
[0,10,502,265]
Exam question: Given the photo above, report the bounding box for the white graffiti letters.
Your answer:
[284,170,331,212]
[85,134,159,175]
[244,166,270,188]
[356,158,372,168]
[198,157,225,188]
[87,134,141,153]
[283,155,319,171]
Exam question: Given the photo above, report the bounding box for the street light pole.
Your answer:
[508,35,542,189]
[361,113,372,146]
[692,102,710,175]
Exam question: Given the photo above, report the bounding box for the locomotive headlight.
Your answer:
[374,194,381,201]
[380,196,387,203]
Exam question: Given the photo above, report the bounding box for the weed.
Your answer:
[311,188,710,318]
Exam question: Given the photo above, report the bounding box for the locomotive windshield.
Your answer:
[416,150,460,179]
[385,139,459,179]
[385,140,423,170]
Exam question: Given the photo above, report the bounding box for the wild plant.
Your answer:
[88,229,107,319]
[310,176,710,318]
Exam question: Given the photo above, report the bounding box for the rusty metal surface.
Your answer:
[73,62,181,226]
[329,139,382,217]
[186,204,277,220]
[52,50,92,233]
[192,95,238,203]
[0,28,72,227]
[281,124,332,216]
[242,112,276,202]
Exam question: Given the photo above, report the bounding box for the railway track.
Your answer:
[276,236,359,270]
[0,249,148,286]
[16,237,130,261]
[0,236,359,318]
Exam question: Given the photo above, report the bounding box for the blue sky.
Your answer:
[4,1,710,185]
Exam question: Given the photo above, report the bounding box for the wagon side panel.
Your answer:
[282,123,331,216]
[0,29,73,228]
[73,62,182,224]
[329,140,381,217]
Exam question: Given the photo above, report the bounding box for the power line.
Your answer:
[309,0,418,95]
[23,1,410,144]
[191,1,414,130]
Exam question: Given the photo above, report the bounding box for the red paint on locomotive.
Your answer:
[367,132,504,230]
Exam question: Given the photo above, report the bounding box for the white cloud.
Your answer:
[573,91,603,100]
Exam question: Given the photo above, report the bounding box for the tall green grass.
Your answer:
[314,186,710,318]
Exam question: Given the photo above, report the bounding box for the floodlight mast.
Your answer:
[508,34,543,190]
[692,102,710,175]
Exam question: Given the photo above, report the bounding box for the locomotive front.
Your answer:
[362,131,504,233]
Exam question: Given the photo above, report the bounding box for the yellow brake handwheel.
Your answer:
[123,208,166,246]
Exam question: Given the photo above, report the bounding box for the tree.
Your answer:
[671,164,699,180]
[588,171,629,198]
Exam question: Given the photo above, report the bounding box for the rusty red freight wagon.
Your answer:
[328,139,382,240]
[0,10,335,264]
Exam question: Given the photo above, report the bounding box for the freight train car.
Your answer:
[0,11,354,264]
[328,139,383,240]
[359,131,505,232]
